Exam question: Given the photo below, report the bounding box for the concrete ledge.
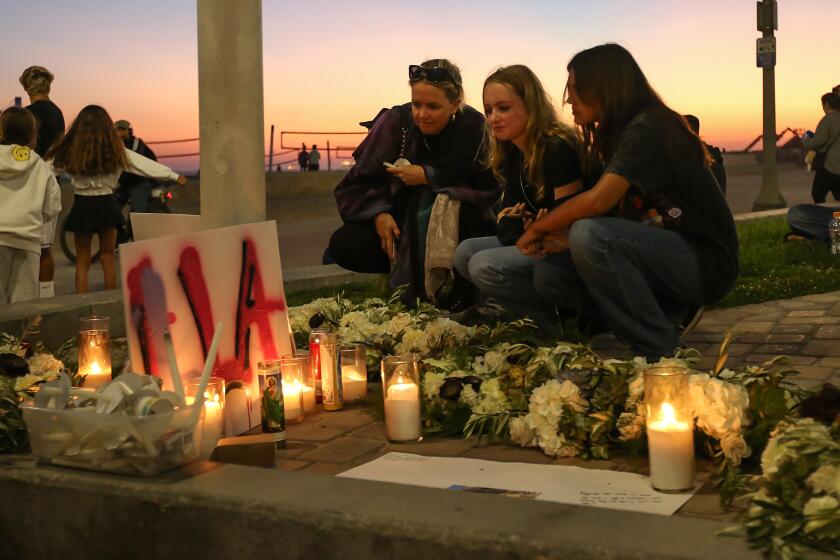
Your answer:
[0,455,761,560]
[284,265,380,293]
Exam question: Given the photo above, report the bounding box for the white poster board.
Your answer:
[119,220,294,435]
[339,453,697,516]
[130,213,202,241]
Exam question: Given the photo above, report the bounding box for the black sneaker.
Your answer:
[449,301,505,326]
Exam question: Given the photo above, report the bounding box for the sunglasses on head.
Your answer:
[408,64,459,86]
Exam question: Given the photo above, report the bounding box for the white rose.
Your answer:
[509,417,537,447]
[807,465,840,496]
[803,495,840,517]
[459,384,479,406]
[26,353,63,377]
[719,433,751,466]
[422,372,446,401]
[386,313,414,336]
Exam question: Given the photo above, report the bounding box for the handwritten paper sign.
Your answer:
[339,453,697,515]
[120,221,293,435]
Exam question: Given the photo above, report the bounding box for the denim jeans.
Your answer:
[453,236,558,329]
[535,217,705,360]
[128,181,151,213]
[787,204,838,242]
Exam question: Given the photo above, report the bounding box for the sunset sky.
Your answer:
[2,0,838,172]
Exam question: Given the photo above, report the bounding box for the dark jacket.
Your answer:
[119,136,157,189]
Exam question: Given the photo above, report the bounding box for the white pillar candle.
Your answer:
[341,365,367,403]
[301,384,316,412]
[282,381,304,422]
[201,400,224,459]
[647,403,695,492]
[81,360,111,391]
[384,380,421,442]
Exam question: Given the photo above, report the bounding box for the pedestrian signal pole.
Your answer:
[753,0,786,210]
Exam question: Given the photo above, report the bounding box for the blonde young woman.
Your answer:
[452,65,583,327]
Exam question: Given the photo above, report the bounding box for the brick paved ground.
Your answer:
[267,291,840,522]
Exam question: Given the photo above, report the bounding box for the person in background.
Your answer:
[47,105,187,293]
[327,59,500,304]
[298,143,309,172]
[19,65,64,299]
[453,65,584,326]
[516,44,739,360]
[683,114,726,194]
[0,107,61,303]
[115,120,159,213]
[308,144,321,171]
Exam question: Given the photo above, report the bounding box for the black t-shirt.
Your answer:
[501,135,582,212]
[26,100,64,157]
[603,110,739,303]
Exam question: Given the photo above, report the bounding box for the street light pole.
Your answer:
[752,0,786,210]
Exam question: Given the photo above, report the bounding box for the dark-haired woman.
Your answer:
[327,59,500,304]
[517,44,739,360]
[47,105,187,293]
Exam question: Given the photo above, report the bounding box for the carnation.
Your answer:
[689,373,749,440]
[509,417,536,447]
[719,433,751,466]
[385,313,414,337]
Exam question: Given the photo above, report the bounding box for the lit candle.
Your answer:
[186,377,226,459]
[340,345,368,403]
[301,384,316,412]
[644,367,695,492]
[382,356,422,443]
[282,380,304,423]
[280,356,313,415]
[77,316,111,390]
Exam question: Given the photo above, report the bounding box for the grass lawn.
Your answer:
[285,216,840,309]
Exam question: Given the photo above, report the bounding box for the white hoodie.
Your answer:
[0,144,61,254]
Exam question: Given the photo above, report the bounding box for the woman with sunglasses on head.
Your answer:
[328,59,500,305]
[452,65,584,328]
[516,44,738,360]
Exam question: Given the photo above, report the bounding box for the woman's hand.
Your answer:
[176,174,188,186]
[533,229,570,256]
[524,208,547,230]
[516,225,545,256]
[497,202,529,222]
[374,212,400,260]
[386,164,427,186]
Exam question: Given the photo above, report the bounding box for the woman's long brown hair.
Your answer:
[46,104,128,176]
[484,65,580,202]
[566,44,711,169]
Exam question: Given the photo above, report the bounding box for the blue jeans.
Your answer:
[128,181,151,213]
[453,236,558,329]
[787,204,838,242]
[536,218,705,360]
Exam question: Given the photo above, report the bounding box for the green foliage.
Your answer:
[719,217,840,308]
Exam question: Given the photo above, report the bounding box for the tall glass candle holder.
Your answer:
[381,355,422,443]
[340,345,368,403]
[308,329,327,404]
[77,316,111,390]
[284,353,315,412]
[319,332,343,411]
[279,357,305,423]
[257,360,287,448]
[644,366,695,493]
[185,376,225,459]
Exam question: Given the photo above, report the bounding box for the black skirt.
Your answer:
[64,194,125,233]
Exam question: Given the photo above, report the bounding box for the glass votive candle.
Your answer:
[279,357,305,423]
[644,366,695,493]
[318,332,342,411]
[185,376,226,459]
[284,353,315,413]
[381,355,422,443]
[257,360,287,448]
[340,345,368,403]
[77,316,111,390]
[308,329,328,404]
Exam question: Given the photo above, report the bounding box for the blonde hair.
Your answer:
[484,65,580,202]
[19,66,54,96]
[409,59,465,110]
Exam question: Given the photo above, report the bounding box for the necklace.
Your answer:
[518,161,537,213]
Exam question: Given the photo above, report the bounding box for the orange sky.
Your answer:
[3,1,838,171]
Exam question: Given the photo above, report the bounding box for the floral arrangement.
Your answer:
[289,294,838,556]
[0,318,68,452]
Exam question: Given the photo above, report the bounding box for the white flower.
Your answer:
[459,384,479,407]
[689,374,749,440]
[395,328,429,355]
[627,373,644,400]
[617,411,645,441]
[719,433,751,466]
[385,313,414,337]
[807,465,840,496]
[509,417,536,447]
[760,437,786,476]
[471,378,509,415]
[548,379,587,412]
[803,495,840,517]
[26,353,63,377]
[422,371,446,401]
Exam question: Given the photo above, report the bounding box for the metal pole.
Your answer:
[268,124,275,172]
[752,0,786,210]
[327,140,332,171]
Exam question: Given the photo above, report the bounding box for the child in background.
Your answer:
[46,105,187,293]
[0,107,61,303]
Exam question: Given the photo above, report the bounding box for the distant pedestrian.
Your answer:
[803,93,840,203]
[0,107,61,304]
[308,144,321,171]
[19,65,64,299]
[683,114,727,194]
[47,105,187,293]
[297,143,308,172]
[115,120,157,213]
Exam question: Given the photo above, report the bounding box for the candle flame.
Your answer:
[89,361,103,375]
[649,401,690,431]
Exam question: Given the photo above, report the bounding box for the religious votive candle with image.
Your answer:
[644,366,695,493]
[257,360,287,448]
[77,316,111,390]
[382,355,422,443]
[319,332,343,412]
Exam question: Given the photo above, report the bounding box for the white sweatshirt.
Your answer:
[60,148,180,196]
[0,145,62,254]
